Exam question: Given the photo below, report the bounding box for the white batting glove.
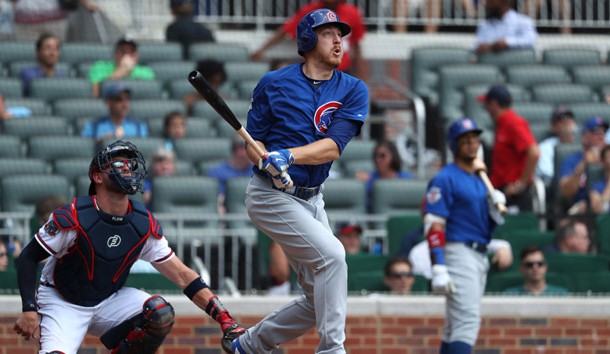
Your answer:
[431,264,456,295]
[270,171,293,189]
[487,189,506,225]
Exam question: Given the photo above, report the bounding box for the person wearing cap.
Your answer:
[88,37,155,98]
[535,106,577,188]
[479,84,540,212]
[249,0,366,78]
[81,82,148,147]
[166,0,215,60]
[559,116,609,214]
[473,0,537,54]
[336,220,364,255]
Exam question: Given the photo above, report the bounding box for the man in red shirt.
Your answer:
[250,0,366,78]
[478,85,540,212]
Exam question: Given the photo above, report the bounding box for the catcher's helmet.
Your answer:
[297,8,351,56]
[448,118,483,152]
[88,140,148,195]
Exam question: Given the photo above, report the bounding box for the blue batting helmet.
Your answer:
[297,8,351,56]
[448,118,483,152]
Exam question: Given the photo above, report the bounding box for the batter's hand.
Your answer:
[13,311,39,341]
[259,149,294,177]
[488,189,507,224]
[271,171,293,189]
[431,264,455,295]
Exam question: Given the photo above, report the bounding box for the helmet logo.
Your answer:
[462,119,474,129]
[327,12,337,22]
[107,235,121,248]
[314,101,342,133]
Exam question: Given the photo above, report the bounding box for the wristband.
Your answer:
[430,247,445,265]
[426,229,446,249]
[22,299,37,312]
[183,277,209,300]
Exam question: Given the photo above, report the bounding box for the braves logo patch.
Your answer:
[314,101,342,133]
[426,186,442,204]
[43,220,59,236]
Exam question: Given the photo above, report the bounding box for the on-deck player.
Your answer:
[13,140,245,354]
[423,118,505,354]
[226,8,369,354]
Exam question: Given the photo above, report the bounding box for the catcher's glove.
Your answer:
[221,323,246,353]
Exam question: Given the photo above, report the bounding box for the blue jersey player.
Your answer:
[226,8,369,354]
[423,118,505,354]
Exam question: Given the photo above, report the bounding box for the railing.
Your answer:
[0,211,389,292]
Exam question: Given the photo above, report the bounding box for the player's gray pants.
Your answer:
[443,242,489,346]
[241,174,347,354]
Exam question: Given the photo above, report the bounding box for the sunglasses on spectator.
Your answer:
[0,252,7,257]
[390,272,414,279]
[523,261,546,268]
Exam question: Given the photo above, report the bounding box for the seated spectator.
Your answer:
[183,59,227,114]
[361,140,413,212]
[589,144,610,214]
[20,32,67,96]
[207,134,253,214]
[29,195,67,235]
[383,257,415,295]
[0,93,32,121]
[336,219,365,255]
[0,239,9,271]
[409,239,513,279]
[81,83,148,148]
[162,110,187,150]
[88,37,155,98]
[473,0,538,54]
[543,218,591,254]
[536,106,576,189]
[503,245,569,296]
[391,0,443,33]
[166,0,215,60]
[142,147,177,209]
[559,116,608,215]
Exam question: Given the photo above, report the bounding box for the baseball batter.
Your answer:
[13,141,244,354]
[423,118,505,354]
[226,8,369,354]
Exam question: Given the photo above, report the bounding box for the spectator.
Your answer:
[559,116,608,215]
[0,93,31,121]
[183,59,227,115]
[81,83,148,148]
[142,147,177,209]
[524,0,571,34]
[29,195,67,236]
[207,134,253,214]
[166,0,215,60]
[383,257,415,295]
[479,85,540,212]
[503,245,569,295]
[162,110,187,150]
[250,0,366,78]
[473,0,538,54]
[19,32,67,97]
[0,239,8,271]
[391,0,443,33]
[535,106,576,189]
[336,219,364,255]
[361,140,413,212]
[543,218,591,254]
[409,238,513,279]
[88,37,155,98]
[589,144,610,214]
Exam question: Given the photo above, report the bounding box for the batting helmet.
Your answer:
[297,8,351,56]
[448,118,483,152]
[88,140,148,195]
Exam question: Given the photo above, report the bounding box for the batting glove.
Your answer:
[271,171,293,189]
[259,149,294,177]
[431,264,456,295]
[487,189,506,225]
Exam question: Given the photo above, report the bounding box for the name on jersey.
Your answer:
[314,101,342,134]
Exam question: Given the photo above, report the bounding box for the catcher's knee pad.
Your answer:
[101,295,175,354]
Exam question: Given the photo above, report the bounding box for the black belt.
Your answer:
[257,171,321,200]
[465,241,488,254]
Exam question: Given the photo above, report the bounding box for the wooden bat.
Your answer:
[477,170,508,215]
[187,70,293,188]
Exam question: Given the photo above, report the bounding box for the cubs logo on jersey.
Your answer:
[314,101,342,133]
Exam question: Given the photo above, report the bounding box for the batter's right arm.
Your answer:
[424,213,455,295]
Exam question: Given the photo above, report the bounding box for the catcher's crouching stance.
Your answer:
[12,140,245,354]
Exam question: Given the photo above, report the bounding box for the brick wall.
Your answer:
[2,313,610,353]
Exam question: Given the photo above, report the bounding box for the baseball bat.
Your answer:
[477,170,508,215]
[187,70,294,188]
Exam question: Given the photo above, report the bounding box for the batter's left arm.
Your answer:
[289,138,340,165]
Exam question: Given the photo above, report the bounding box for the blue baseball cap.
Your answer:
[477,85,512,106]
[582,116,609,133]
[102,83,131,100]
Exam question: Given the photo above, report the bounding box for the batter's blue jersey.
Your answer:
[247,63,369,187]
[424,163,494,244]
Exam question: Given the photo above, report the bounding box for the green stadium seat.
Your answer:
[567,271,610,294]
[2,116,71,138]
[167,78,194,100]
[512,102,554,126]
[0,41,36,65]
[8,61,72,78]
[0,269,19,294]
[337,139,375,166]
[148,61,195,86]
[410,46,473,106]
[53,98,107,121]
[28,136,95,162]
[569,102,610,126]
[492,212,540,237]
[596,214,610,257]
[225,61,269,84]
[53,158,93,185]
[571,65,610,92]
[545,253,610,273]
[0,136,24,158]
[0,158,51,178]
[61,42,112,65]
[0,78,23,98]
[235,80,258,100]
[386,212,423,257]
[5,98,50,115]
[75,175,90,196]
[531,83,597,105]
[129,99,185,120]
[346,253,389,273]
[477,48,537,72]
[1,174,71,212]
[225,176,254,232]
[341,159,375,179]
[192,99,250,121]
[30,78,92,102]
[188,43,249,62]
[505,65,571,89]
[371,179,428,215]
[542,47,602,69]
[321,178,366,227]
[137,42,182,64]
[174,137,231,163]
[100,79,164,100]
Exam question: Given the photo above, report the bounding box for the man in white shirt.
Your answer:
[536,106,576,188]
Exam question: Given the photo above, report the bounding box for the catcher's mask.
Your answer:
[88,140,147,195]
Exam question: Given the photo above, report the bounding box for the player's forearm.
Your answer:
[520,144,540,183]
[289,138,340,165]
[16,241,48,312]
